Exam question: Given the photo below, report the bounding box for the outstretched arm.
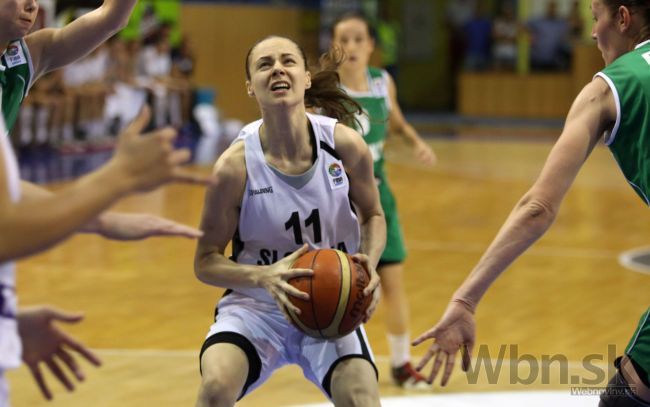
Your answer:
[26,0,138,78]
[412,77,616,386]
[0,107,209,263]
[21,182,202,240]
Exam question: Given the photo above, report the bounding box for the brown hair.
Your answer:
[245,36,361,127]
[602,0,650,40]
[330,11,377,40]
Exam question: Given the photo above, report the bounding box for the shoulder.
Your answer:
[307,112,338,129]
[568,77,616,131]
[333,124,369,167]
[212,141,247,191]
[236,118,264,141]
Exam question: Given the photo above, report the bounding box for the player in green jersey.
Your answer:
[331,12,436,389]
[413,1,650,405]
[1,0,137,131]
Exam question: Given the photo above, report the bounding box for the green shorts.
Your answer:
[377,176,406,265]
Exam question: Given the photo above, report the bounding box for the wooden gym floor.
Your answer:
[7,135,649,406]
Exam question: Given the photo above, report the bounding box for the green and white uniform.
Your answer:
[625,307,650,387]
[343,67,406,264]
[596,40,650,385]
[595,40,650,205]
[0,39,34,133]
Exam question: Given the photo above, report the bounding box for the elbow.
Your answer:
[193,255,210,284]
[516,196,558,233]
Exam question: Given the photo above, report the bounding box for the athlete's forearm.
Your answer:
[394,122,423,145]
[359,213,387,269]
[21,181,127,236]
[0,165,132,262]
[194,251,265,289]
[452,196,557,311]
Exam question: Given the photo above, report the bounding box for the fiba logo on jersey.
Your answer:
[354,108,371,137]
[328,163,344,187]
[328,163,342,177]
[4,43,26,68]
[6,45,19,57]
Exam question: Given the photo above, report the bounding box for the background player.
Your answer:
[330,11,436,389]
[413,1,650,406]
[193,36,386,406]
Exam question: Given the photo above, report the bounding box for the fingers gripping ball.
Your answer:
[286,249,371,339]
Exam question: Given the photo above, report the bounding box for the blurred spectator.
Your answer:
[446,0,476,107]
[492,1,519,71]
[104,36,147,135]
[527,0,570,71]
[567,0,584,42]
[462,3,492,71]
[171,35,196,124]
[18,71,74,149]
[61,42,112,151]
[138,23,185,128]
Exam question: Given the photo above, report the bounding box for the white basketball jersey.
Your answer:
[233,113,361,302]
[0,102,22,371]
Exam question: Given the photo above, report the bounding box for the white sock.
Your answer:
[388,333,411,368]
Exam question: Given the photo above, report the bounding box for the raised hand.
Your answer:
[351,253,381,323]
[108,106,211,193]
[411,299,476,386]
[17,306,101,400]
[260,244,314,317]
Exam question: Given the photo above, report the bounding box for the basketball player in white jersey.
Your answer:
[0,105,210,405]
[194,36,386,406]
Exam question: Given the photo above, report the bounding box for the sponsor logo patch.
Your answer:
[4,42,27,68]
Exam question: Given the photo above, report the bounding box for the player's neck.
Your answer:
[260,107,312,163]
[339,67,369,92]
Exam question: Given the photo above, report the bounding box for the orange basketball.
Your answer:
[286,249,372,339]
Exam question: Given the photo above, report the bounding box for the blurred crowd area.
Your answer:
[448,0,584,73]
[18,27,198,155]
[15,0,248,163]
[12,0,591,158]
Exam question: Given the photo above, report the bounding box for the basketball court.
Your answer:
[6,132,649,406]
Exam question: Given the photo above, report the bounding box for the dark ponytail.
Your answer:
[306,46,362,128]
[245,36,362,127]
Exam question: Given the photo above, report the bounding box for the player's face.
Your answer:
[0,0,38,43]
[590,0,628,65]
[332,18,375,71]
[246,37,312,109]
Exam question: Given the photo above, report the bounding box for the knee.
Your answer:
[332,381,379,407]
[197,375,240,407]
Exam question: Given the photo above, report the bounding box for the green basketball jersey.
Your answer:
[625,307,650,385]
[342,67,391,179]
[596,40,650,205]
[0,39,34,133]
